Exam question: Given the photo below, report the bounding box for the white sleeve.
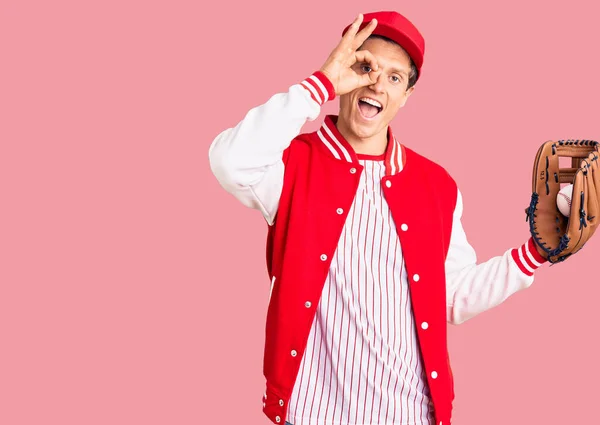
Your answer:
[208,72,335,225]
[445,189,547,325]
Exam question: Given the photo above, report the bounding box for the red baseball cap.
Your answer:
[342,11,425,82]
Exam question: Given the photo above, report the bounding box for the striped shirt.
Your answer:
[286,155,434,425]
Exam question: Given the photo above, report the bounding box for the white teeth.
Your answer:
[359,97,382,109]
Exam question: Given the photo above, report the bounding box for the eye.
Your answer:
[360,64,372,73]
[391,75,402,84]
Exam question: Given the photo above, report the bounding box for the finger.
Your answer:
[354,50,379,71]
[352,18,378,49]
[586,153,599,223]
[591,149,600,206]
[340,14,364,47]
[358,68,383,87]
[569,171,584,233]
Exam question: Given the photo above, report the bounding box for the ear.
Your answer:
[399,85,415,108]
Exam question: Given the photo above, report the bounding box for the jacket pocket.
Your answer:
[268,275,276,304]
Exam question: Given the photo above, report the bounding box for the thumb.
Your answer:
[359,68,382,87]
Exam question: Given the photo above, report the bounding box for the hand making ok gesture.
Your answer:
[319,14,382,96]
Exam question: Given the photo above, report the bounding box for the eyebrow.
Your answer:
[390,67,409,77]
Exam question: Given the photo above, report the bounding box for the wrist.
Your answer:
[511,237,547,276]
[299,71,336,105]
[533,241,546,259]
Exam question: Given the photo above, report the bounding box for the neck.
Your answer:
[336,116,388,156]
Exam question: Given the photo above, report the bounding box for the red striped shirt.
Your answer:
[287,157,434,425]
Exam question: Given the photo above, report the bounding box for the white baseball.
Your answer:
[557,184,573,217]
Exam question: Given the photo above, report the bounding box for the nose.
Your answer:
[368,72,385,93]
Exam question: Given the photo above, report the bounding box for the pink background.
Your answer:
[1,0,599,424]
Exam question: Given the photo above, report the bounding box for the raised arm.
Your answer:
[208,13,383,225]
[208,72,334,225]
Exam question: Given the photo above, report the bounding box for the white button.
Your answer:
[276,416,281,423]
[350,168,356,174]
[421,322,429,330]
[320,254,327,261]
[439,422,443,425]
[385,180,392,188]
[400,224,408,231]
[291,350,297,357]
[305,301,311,308]
[279,399,284,406]
[413,274,420,282]
[336,208,343,214]
[431,371,438,379]
[263,402,266,408]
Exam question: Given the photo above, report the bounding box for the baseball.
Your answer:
[557,184,573,217]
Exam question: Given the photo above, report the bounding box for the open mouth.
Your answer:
[358,98,383,119]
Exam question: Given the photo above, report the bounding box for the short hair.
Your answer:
[360,34,419,90]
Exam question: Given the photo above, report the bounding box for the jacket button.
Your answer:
[305,301,311,308]
[320,254,327,261]
[421,322,429,330]
[385,180,392,188]
[350,167,357,174]
[275,416,281,423]
[431,371,438,379]
[336,208,343,214]
[263,402,266,408]
[291,350,297,357]
[413,274,420,282]
[279,399,284,406]
[400,223,408,231]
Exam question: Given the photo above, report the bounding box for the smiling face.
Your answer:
[338,36,415,142]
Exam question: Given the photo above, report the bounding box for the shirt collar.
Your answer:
[316,115,405,176]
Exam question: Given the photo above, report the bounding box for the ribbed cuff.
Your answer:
[299,71,336,106]
[511,237,547,276]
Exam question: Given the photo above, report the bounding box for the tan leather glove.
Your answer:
[526,139,599,263]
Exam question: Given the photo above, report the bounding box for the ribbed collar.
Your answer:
[316,115,406,176]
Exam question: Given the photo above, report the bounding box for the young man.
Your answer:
[209,11,546,425]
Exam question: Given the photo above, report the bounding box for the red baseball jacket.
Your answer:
[209,71,546,425]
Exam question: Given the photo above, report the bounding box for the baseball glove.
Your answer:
[526,139,599,264]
